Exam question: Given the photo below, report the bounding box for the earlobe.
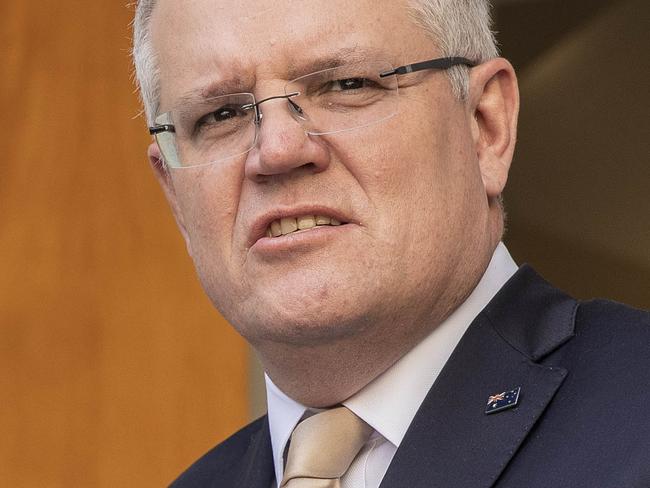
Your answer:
[469,58,520,200]
[147,143,192,249]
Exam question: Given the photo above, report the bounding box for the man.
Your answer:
[132,0,650,486]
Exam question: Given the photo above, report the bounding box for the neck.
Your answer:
[257,319,431,407]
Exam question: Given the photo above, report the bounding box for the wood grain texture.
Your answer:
[0,2,249,486]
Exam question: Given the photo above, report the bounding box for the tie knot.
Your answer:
[280,406,373,488]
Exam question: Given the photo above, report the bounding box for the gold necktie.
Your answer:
[280,406,373,488]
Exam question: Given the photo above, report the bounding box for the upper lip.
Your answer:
[248,205,353,247]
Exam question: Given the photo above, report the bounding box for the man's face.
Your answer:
[149,0,495,347]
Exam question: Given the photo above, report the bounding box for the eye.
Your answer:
[332,78,367,91]
[209,105,241,122]
[195,104,248,130]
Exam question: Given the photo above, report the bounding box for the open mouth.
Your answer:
[266,215,344,238]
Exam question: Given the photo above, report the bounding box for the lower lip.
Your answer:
[250,224,352,256]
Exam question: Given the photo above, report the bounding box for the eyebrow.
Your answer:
[173,46,391,108]
[285,46,390,80]
[176,78,253,108]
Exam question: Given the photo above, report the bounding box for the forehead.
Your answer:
[150,0,438,107]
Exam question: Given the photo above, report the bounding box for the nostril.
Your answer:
[286,162,321,175]
[301,162,318,172]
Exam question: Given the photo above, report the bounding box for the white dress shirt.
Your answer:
[265,243,518,488]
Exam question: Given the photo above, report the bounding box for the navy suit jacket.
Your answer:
[170,266,650,487]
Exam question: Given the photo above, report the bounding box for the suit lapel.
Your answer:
[230,416,275,488]
[380,266,576,488]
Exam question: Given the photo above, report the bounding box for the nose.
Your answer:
[244,96,330,182]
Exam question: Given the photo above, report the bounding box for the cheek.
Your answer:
[337,112,461,215]
[337,103,481,258]
[170,167,241,258]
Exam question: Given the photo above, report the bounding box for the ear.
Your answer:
[147,142,192,250]
[467,58,519,200]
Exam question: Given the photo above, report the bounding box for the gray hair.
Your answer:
[132,0,498,125]
[132,0,160,125]
[407,0,499,99]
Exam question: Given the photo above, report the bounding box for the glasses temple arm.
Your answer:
[149,124,175,135]
[380,57,476,78]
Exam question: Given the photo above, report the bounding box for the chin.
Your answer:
[211,266,363,340]
[226,287,376,347]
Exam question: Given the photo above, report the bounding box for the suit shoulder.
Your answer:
[169,416,268,488]
[570,298,650,363]
[576,298,649,333]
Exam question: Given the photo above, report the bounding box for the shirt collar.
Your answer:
[265,375,308,484]
[265,243,518,483]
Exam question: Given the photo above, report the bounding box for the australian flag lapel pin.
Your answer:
[485,386,521,414]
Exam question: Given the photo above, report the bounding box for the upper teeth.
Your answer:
[267,215,341,237]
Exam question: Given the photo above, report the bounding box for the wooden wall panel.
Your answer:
[0,2,248,486]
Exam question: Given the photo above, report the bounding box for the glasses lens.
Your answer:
[155,93,257,168]
[285,61,398,135]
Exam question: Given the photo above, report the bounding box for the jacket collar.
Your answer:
[229,417,275,488]
[379,265,576,488]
